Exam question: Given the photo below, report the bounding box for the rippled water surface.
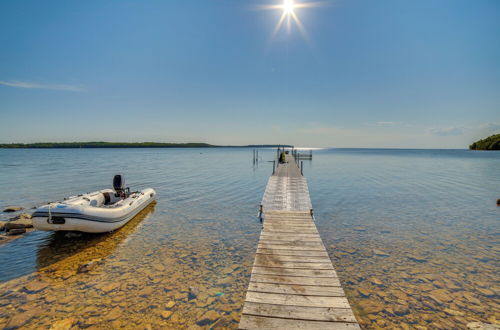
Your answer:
[0,148,498,329]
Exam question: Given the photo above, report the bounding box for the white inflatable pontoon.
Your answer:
[32,175,155,233]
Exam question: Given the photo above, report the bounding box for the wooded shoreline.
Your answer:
[0,142,293,149]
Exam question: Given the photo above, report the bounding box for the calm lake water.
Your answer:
[0,148,498,329]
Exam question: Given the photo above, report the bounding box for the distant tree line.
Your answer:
[0,142,215,148]
[469,134,500,150]
[0,142,293,149]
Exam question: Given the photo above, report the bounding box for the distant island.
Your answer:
[0,142,293,149]
[469,134,500,150]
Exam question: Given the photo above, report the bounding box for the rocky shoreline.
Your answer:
[0,206,35,244]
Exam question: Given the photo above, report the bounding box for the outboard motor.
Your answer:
[113,175,126,197]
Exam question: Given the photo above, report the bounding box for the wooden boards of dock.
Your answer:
[239,154,359,329]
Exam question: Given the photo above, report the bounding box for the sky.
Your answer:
[0,0,499,148]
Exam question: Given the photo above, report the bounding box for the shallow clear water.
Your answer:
[0,148,498,329]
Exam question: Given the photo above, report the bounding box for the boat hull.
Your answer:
[32,188,156,233]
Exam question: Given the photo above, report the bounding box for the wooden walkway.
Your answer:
[239,155,359,329]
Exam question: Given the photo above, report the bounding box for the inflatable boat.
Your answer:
[32,175,156,233]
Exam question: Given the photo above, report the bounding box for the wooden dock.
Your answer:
[239,154,360,329]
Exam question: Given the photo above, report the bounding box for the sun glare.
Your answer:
[256,0,327,42]
[282,0,296,15]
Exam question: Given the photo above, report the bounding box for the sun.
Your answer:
[255,0,326,42]
[282,0,297,15]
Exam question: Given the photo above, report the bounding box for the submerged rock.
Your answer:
[3,206,23,212]
[373,249,389,257]
[407,255,427,263]
[443,308,464,316]
[476,287,496,297]
[6,307,43,328]
[5,223,26,231]
[165,300,176,309]
[428,289,453,304]
[160,310,173,319]
[467,322,500,330]
[50,318,75,330]
[369,277,383,286]
[358,288,371,297]
[5,213,33,230]
[24,280,49,293]
[106,307,122,321]
[358,300,384,314]
[6,228,26,236]
[196,310,221,326]
[188,286,200,300]
[77,259,102,273]
[393,305,409,316]
[99,282,120,294]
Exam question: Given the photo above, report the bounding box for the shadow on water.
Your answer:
[36,202,156,274]
[0,203,156,283]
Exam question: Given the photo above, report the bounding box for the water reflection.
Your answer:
[36,203,155,272]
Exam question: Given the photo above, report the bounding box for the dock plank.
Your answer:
[242,302,357,322]
[252,266,336,277]
[245,291,352,308]
[258,244,325,251]
[256,248,329,257]
[250,274,341,286]
[248,282,345,296]
[239,315,360,329]
[254,254,332,263]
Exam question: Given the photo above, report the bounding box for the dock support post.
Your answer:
[272,160,276,175]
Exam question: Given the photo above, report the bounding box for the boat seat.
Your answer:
[103,191,111,205]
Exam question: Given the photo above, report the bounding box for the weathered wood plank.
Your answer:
[262,229,319,234]
[245,291,352,308]
[264,217,313,221]
[265,217,312,220]
[250,274,341,286]
[248,282,345,297]
[260,231,321,239]
[259,240,324,247]
[242,302,357,322]
[266,211,311,216]
[255,254,331,263]
[260,236,323,243]
[256,248,329,257]
[239,315,360,329]
[258,244,325,251]
[252,266,336,277]
[254,258,334,270]
[264,221,316,226]
[264,223,317,229]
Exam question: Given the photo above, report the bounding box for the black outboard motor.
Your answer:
[113,175,127,198]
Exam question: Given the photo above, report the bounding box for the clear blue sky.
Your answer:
[1,0,499,148]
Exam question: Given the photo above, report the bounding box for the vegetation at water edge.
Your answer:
[469,134,500,150]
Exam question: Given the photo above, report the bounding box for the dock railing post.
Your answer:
[301,161,303,175]
[272,160,276,175]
